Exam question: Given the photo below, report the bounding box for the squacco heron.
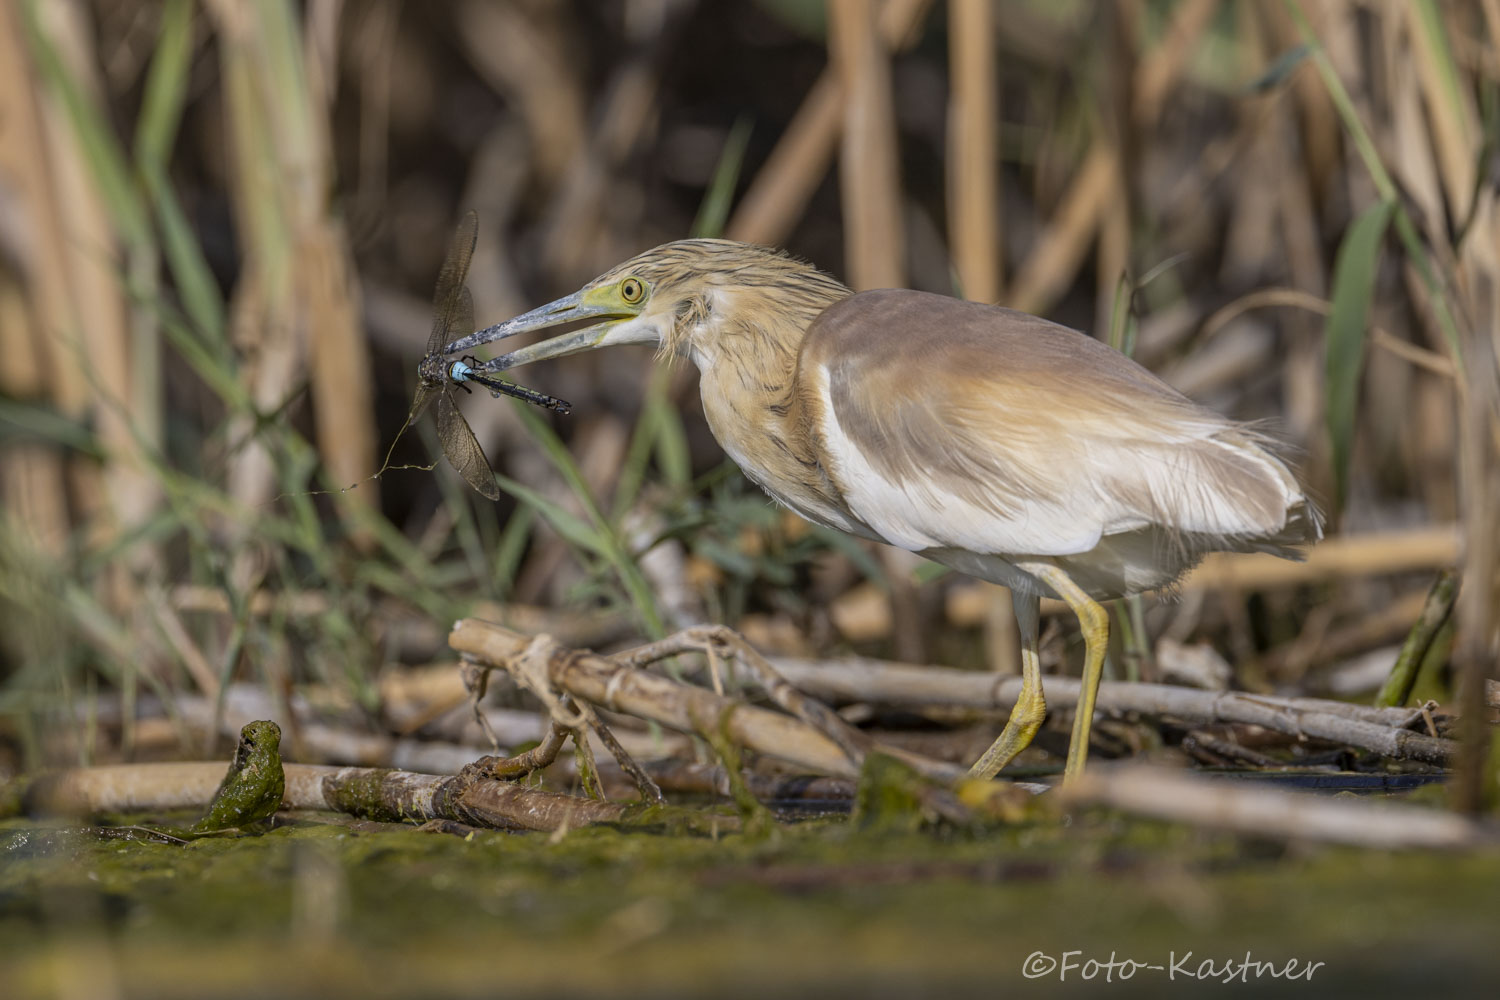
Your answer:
[444,240,1321,783]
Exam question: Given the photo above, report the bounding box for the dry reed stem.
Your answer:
[1452,254,1500,812]
[31,2,156,535]
[455,0,586,184]
[724,72,843,247]
[1060,765,1491,849]
[147,595,221,698]
[1006,139,1117,316]
[947,0,1000,304]
[944,1,1015,672]
[830,0,906,290]
[302,220,378,519]
[538,6,690,277]
[1387,20,1451,262]
[770,657,1459,765]
[1132,0,1220,129]
[256,7,381,521]
[211,0,305,510]
[1010,0,1218,318]
[1185,524,1459,590]
[168,585,630,647]
[1267,586,1430,678]
[1200,286,1456,377]
[1095,168,1131,341]
[1447,0,1500,810]
[726,0,932,246]
[1405,5,1479,222]
[219,2,377,518]
[0,4,71,553]
[1264,1,1339,196]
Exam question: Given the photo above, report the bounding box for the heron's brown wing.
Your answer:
[436,390,500,500]
[799,289,1307,557]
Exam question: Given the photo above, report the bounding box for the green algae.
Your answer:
[3,802,1499,998]
[192,720,286,833]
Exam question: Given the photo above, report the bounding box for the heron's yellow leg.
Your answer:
[1016,562,1108,785]
[967,592,1044,779]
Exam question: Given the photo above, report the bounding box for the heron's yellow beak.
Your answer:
[441,286,647,372]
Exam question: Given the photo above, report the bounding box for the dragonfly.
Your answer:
[407,211,571,500]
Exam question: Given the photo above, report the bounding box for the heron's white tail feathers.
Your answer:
[1120,426,1322,562]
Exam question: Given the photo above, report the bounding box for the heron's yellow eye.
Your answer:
[620,277,645,303]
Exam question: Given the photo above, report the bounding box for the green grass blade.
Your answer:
[691,115,753,240]
[493,473,611,557]
[1283,0,1465,370]
[1106,270,1136,357]
[611,381,662,521]
[491,503,537,596]
[21,0,152,249]
[1324,199,1393,510]
[134,0,192,167]
[648,374,692,491]
[505,402,667,635]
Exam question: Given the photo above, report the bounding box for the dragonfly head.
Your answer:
[416,353,479,386]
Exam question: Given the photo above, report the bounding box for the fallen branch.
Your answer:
[447,619,965,783]
[770,657,1461,765]
[14,762,631,833]
[1059,765,1494,849]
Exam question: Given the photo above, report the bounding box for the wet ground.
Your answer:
[3,796,1499,999]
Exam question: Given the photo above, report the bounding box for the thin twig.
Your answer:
[586,713,665,805]
[464,722,569,780]
[614,624,871,763]
[461,655,501,751]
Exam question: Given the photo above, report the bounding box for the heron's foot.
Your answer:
[967,684,1046,780]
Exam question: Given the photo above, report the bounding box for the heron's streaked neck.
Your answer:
[682,283,850,374]
[689,282,860,534]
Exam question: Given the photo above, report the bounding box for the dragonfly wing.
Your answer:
[409,381,438,422]
[429,211,478,353]
[454,285,474,342]
[436,389,500,500]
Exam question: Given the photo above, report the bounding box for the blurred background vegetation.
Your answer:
[0,0,1495,777]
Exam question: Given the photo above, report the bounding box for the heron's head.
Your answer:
[468,240,850,371]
